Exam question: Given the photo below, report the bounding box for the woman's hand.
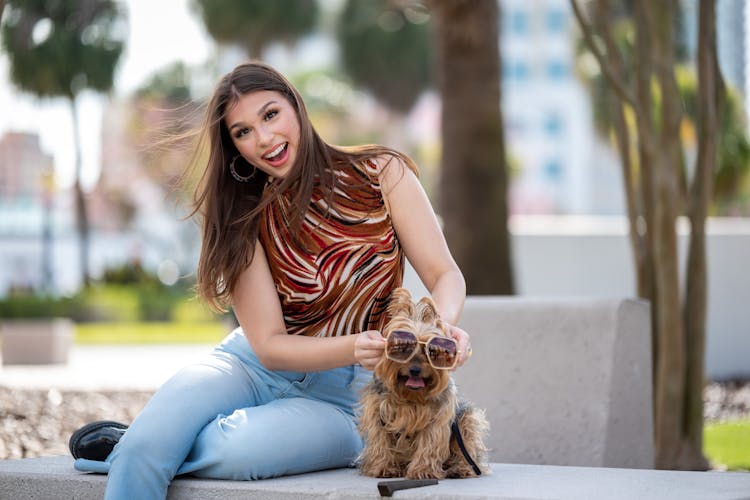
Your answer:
[445,323,472,370]
[354,330,387,371]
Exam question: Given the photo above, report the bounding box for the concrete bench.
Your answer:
[0,297,679,498]
[454,297,653,468]
[2,456,749,499]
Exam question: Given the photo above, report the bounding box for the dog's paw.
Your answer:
[405,464,446,480]
[360,463,402,478]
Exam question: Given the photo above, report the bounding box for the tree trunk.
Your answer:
[70,97,90,286]
[631,0,660,384]
[591,0,650,300]
[679,0,720,471]
[643,0,688,469]
[430,0,514,295]
[572,0,716,470]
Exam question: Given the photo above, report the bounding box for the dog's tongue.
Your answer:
[405,377,425,389]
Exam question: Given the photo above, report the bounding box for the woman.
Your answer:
[71,61,471,499]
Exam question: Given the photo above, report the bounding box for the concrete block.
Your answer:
[454,297,652,469]
[2,456,749,500]
[0,318,74,365]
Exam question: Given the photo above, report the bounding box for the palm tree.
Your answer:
[428,0,514,294]
[335,0,514,294]
[190,0,318,59]
[336,0,432,114]
[1,0,125,286]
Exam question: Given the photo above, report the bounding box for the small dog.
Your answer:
[358,288,489,479]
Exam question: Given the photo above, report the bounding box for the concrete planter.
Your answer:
[0,318,74,365]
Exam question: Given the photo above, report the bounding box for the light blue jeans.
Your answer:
[74,329,371,500]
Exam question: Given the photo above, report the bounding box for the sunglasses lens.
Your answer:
[427,337,458,368]
[386,330,417,362]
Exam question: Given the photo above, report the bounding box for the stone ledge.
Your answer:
[2,456,750,500]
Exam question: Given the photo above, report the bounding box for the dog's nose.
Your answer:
[409,366,421,377]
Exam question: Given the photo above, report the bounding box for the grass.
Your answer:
[704,419,750,471]
[75,321,229,345]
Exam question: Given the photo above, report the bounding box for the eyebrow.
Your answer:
[228,100,278,131]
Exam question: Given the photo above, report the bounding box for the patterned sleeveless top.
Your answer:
[259,159,404,337]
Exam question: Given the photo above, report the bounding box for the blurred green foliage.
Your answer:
[75,321,227,345]
[704,420,750,471]
[0,264,219,323]
[574,10,750,215]
[0,293,82,320]
[1,0,125,99]
[337,0,431,113]
[190,0,317,58]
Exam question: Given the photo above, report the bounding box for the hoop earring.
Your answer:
[229,154,257,182]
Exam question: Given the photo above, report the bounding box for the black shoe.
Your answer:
[69,420,129,461]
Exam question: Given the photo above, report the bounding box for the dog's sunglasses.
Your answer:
[384,330,458,370]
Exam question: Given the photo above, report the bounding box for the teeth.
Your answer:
[264,143,286,160]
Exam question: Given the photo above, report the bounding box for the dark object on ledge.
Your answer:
[377,479,439,497]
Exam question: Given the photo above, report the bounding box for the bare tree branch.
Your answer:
[570,0,635,106]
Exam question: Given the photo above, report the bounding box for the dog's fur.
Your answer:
[357,288,489,479]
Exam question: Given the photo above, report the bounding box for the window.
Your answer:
[546,9,567,33]
[502,60,530,82]
[544,159,563,180]
[544,113,563,136]
[507,10,528,35]
[546,60,569,80]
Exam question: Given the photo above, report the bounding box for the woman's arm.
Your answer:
[378,156,472,366]
[232,240,385,372]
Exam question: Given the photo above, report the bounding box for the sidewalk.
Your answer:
[0,344,215,391]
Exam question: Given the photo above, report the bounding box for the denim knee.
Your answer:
[184,400,363,481]
[185,410,269,480]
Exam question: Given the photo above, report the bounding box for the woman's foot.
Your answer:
[69,420,129,461]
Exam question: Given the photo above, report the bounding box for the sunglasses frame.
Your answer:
[384,329,459,370]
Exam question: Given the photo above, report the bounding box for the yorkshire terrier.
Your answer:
[358,288,489,479]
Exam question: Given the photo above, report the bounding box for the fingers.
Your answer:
[446,323,472,369]
[355,330,386,371]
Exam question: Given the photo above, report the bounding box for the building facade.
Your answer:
[500,0,625,215]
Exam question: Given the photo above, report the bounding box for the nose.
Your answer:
[256,125,273,147]
[409,366,421,377]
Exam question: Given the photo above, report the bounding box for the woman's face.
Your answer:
[224,90,301,180]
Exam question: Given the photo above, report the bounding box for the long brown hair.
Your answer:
[188,61,417,311]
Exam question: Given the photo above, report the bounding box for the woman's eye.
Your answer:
[234,127,250,139]
[264,110,278,121]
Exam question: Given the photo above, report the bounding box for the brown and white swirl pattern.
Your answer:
[259,160,403,337]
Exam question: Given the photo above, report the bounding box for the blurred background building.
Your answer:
[501,0,623,215]
[1,0,748,294]
[0,132,58,294]
[1,0,748,291]
[682,0,747,103]
[0,0,749,378]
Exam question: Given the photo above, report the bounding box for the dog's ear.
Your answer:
[415,296,442,327]
[387,288,415,319]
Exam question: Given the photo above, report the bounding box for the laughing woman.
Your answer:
[70,61,473,499]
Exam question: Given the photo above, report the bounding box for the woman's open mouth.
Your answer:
[263,142,289,168]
